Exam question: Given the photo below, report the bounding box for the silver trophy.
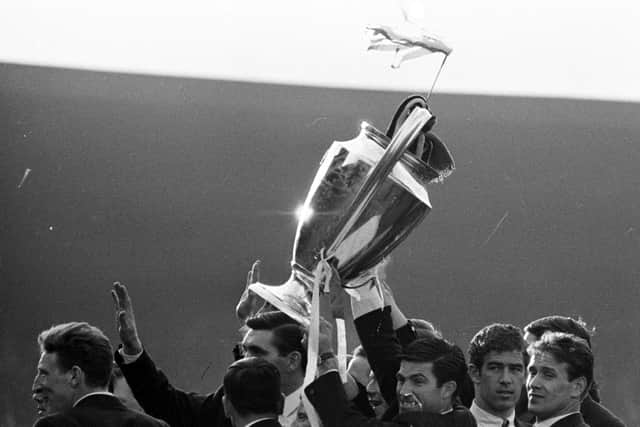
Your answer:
[249,96,454,324]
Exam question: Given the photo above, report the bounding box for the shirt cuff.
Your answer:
[347,283,384,319]
[117,347,143,364]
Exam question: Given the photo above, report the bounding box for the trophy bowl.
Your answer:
[249,104,453,324]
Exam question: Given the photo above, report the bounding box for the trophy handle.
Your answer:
[325,107,434,261]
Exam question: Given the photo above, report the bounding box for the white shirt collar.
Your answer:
[534,411,580,427]
[245,417,277,427]
[279,385,304,427]
[470,400,515,427]
[73,391,114,407]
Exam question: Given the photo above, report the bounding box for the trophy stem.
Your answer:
[325,107,433,260]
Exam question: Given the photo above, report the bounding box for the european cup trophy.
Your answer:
[249,96,455,324]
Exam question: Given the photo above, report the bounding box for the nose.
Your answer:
[32,374,42,391]
[527,373,540,391]
[499,368,513,384]
[397,381,412,396]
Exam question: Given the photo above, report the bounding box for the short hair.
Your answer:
[223,357,283,416]
[401,336,467,396]
[409,319,442,339]
[528,332,594,397]
[246,311,307,370]
[524,316,593,348]
[468,323,526,369]
[37,322,113,388]
[245,311,299,330]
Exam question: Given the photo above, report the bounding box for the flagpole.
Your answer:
[425,54,448,104]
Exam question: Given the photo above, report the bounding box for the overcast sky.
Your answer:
[2,0,639,102]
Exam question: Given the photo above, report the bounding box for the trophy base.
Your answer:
[249,274,311,325]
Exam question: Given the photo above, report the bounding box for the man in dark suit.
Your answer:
[111,281,306,427]
[222,357,283,427]
[467,324,529,427]
[31,321,168,427]
[526,332,592,427]
[523,316,626,427]
[305,313,476,427]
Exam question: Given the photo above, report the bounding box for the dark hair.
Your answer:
[468,323,526,370]
[245,311,300,330]
[246,311,307,371]
[409,319,442,339]
[524,316,593,348]
[528,332,594,398]
[38,322,113,388]
[401,336,467,396]
[223,357,283,416]
[108,364,123,392]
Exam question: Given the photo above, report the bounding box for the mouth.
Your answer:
[398,393,423,411]
[496,390,515,398]
[528,392,543,401]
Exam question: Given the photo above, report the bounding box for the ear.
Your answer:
[440,380,457,402]
[69,366,83,388]
[468,363,481,384]
[287,351,302,372]
[222,395,232,418]
[570,376,587,399]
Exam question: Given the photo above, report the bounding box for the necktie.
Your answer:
[501,419,509,427]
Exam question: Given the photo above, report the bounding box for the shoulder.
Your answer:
[581,397,626,427]
[452,405,478,427]
[394,407,477,427]
[515,418,533,427]
[551,413,589,427]
[124,409,172,427]
[33,414,81,427]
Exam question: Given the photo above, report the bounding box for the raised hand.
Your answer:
[111,281,143,355]
[235,260,267,324]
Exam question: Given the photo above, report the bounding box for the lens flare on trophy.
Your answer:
[295,205,314,223]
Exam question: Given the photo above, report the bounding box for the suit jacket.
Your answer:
[33,394,169,427]
[306,371,476,427]
[546,413,589,427]
[354,307,403,412]
[517,391,625,427]
[115,348,232,427]
[580,395,626,427]
[514,418,531,427]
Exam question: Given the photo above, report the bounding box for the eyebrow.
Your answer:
[242,344,268,355]
[398,373,428,382]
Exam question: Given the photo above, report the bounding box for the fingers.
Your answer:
[110,289,119,310]
[250,260,261,284]
[245,260,261,287]
[112,281,130,311]
[117,310,129,327]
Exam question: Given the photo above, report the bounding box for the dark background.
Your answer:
[1,63,638,427]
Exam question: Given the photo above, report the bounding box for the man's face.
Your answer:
[32,352,75,415]
[472,350,525,416]
[395,361,449,414]
[366,374,389,419]
[527,351,580,421]
[241,329,289,376]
